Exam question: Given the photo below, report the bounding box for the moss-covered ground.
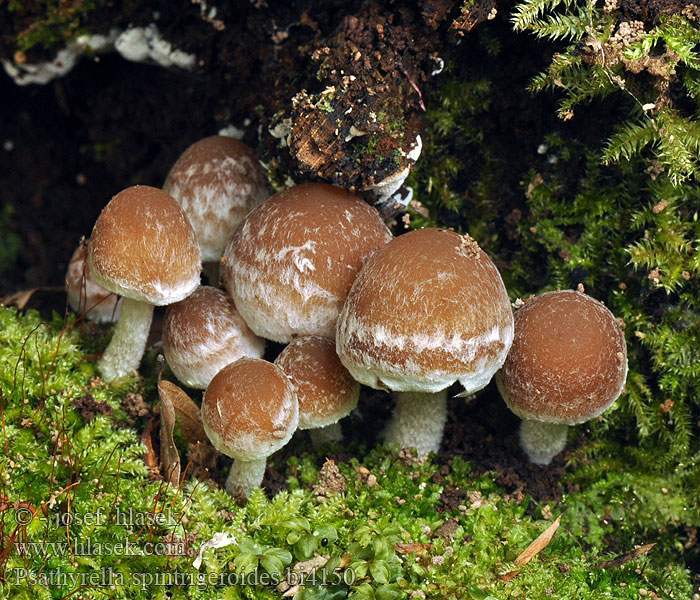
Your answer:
[0,305,695,599]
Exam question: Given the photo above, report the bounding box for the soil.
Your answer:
[264,382,572,504]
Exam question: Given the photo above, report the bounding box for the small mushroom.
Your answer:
[336,228,514,456]
[162,286,265,389]
[163,135,269,283]
[274,335,360,446]
[201,357,298,497]
[65,242,122,323]
[87,185,201,381]
[221,182,392,342]
[495,290,628,465]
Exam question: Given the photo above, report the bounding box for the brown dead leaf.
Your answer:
[496,571,518,583]
[598,543,655,569]
[282,585,300,597]
[158,380,182,486]
[2,287,64,310]
[140,415,158,470]
[395,543,431,555]
[157,380,208,445]
[514,515,561,567]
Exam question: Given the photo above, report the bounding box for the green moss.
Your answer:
[0,306,695,599]
[5,0,100,55]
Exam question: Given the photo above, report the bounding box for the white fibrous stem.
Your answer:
[98,297,154,382]
[384,390,447,456]
[519,420,568,466]
[309,422,343,446]
[225,458,267,497]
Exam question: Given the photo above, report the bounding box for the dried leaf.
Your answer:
[395,542,431,555]
[514,515,561,566]
[158,380,208,444]
[496,571,518,583]
[598,543,655,569]
[282,585,300,597]
[140,415,158,470]
[158,380,182,486]
[1,287,64,310]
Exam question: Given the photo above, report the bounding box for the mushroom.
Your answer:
[163,135,269,283]
[495,289,627,465]
[201,357,298,497]
[274,335,360,446]
[336,228,514,456]
[221,182,392,342]
[87,185,201,381]
[162,286,265,389]
[65,242,122,323]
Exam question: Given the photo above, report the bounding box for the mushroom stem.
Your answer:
[384,390,447,456]
[98,297,154,382]
[309,423,343,446]
[519,420,568,466]
[225,458,267,497]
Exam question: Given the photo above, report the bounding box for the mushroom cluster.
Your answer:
[76,132,628,499]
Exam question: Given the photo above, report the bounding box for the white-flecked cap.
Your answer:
[275,335,359,430]
[336,228,514,394]
[66,243,122,323]
[87,185,201,305]
[163,136,269,262]
[496,290,628,425]
[201,357,299,461]
[163,286,265,389]
[221,182,393,342]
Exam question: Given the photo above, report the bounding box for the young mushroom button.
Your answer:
[162,286,265,389]
[87,185,201,382]
[274,335,360,446]
[66,243,122,324]
[495,290,628,465]
[163,136,269,283]
[221,182,393,342]
[201,357,298,498]
[336,228,514,456]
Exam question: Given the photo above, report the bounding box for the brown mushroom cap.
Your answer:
[201,357,298,461]
[221,182,393,342]
[336,228,514,393]
[163,286,265,389]
[495,290,627,425]
[88,185,201,305]
[66,244,122,323]
[274,335,359,429]
[163,136,269,262]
